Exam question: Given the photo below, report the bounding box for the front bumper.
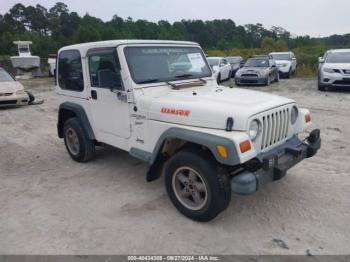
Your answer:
[320,72,350,87]
[0,94,29,106]
[236,76,267,85]
[231,129,321,195]
[277,65,291,73]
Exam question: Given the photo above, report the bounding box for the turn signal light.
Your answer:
[239,140,251,153]
[305,114,311,123]
[216,145,228,159]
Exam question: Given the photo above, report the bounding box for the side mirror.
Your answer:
[318,57,325,63]
[98,69,120,90]
[220,63,225,67]
[292,57,296,61]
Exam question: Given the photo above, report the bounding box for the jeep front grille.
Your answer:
[261,108,290,150]
[241,74,258,77]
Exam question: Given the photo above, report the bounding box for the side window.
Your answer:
[88,50,122,90]
[58,50,84,91]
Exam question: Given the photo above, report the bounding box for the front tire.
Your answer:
[63,117,95,162]
[265,76,271,86]
[318,74,326,91]
[164,148,231,222]
[217,74,221,84]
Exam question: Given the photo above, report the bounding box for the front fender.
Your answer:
[294,108,312,133]
[130,127,243,166]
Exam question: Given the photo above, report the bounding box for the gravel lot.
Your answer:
[0,77,349,255]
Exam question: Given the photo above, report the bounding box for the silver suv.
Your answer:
[318,49,350,91]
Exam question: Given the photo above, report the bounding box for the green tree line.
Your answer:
[1,2,350,76]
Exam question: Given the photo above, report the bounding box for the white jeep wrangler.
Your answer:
[56,40,321,222]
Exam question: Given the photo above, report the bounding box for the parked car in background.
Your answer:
[235,56,279,86]
[207,57,231,83]
[225,56,243,77]
[0,67,33,106]
[269,52,297,78]
[318,49,350,91]
[48,54,57,77]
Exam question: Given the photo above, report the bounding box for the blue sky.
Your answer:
[1,0,349,37]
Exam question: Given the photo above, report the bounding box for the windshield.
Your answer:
[244,59,269,68]
[124,46,212,84]
[326,52,350,63]
[226,57,241,64]
[19,47,29,53]
[271,53,291,61]
[0,69,14,82]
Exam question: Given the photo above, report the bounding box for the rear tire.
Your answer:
[63,117,95,162]
[164,148,231,222]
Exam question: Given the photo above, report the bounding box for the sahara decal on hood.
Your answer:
[161,108,191,117]
[143,86,295,131]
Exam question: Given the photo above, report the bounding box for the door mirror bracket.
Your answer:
[116,91,127,102]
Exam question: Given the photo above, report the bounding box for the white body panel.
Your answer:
[269,52,297,74]
[10,41,40,70]
[319,49,350,87]
[208,57,231,81]
[56,40,312,165]
[0,79,28,106]
[10,56,40,70]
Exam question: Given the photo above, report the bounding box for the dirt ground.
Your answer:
[0,77,349,255]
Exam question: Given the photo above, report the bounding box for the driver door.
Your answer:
[87,48,131,141]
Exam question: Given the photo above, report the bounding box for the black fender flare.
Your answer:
[130,127,240,167]
[57,102,95,140]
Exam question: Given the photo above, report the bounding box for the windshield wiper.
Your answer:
[138,78,159,84]
[175,74,194,78]
[175,74,206,84]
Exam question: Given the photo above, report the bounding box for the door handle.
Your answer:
[91,90,97,100]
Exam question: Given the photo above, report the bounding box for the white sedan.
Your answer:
[207,57,232,83]
[0,67,33,106]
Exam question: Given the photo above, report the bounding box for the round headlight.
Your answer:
[249,119,260,141]
[291,106,299,125]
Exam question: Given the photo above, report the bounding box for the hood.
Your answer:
[237,67,269,76]
[144,86,294,131]
[275,60,291,65]
[0,81,24,93]
[323,63,350,70]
